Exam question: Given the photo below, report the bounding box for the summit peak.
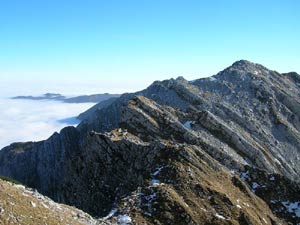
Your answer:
[220,59,270,76]
[231,59,254,67]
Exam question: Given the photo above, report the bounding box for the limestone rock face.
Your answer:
[0,60,300,224]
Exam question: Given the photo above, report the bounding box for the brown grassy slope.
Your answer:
[0,179,97,225]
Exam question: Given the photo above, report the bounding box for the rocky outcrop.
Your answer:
[0,126,164,217]
[0,60,300,224]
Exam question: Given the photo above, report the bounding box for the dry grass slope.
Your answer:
[0,179,97,225]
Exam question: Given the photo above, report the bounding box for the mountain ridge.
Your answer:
[12,93,121,103]
[1,60,300,224]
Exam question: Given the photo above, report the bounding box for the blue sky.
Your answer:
[0,0,299,93]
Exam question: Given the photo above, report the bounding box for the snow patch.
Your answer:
[251,182,260,192]
[117,214,132,224]
[0,206,4,215]
[262,217,268,224]
[41,202,49,209]
[151,166,164,176]
[151,179,161,187]
[103,209,118,220]
[143,211,152,217]
[200,207,207,212]
[282,201,300,217]
[215,213,226,220]
[240,171,250,181]
[30,201,37,208]
[184,121,195,129]
[243,202,250,207]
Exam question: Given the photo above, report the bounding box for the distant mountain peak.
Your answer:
[229,59,266,73]
[231,59,254,67]
[212,59,275,81]
[175,76,187,82]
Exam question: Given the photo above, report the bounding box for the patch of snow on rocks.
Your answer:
[0,206,5,215]
[151,179,161,187]
[30,201,37,208]
[215,213,226,220]
[262,217,268,224]
[282,201,300,217]
[251,182,260,193]
[200,207,207,212]
[209,76,217,81]
[184,121,195,129]
[117,214,132,224]
[243,202,250,207]
[103,208,118,220]
[240,171,250,181]
[151,166,164,176]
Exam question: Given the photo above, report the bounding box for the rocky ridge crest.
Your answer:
[0,60,300,224]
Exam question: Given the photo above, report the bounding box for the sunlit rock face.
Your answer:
[0,60,300,224]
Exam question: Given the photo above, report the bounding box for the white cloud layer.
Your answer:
[0,98,95,149]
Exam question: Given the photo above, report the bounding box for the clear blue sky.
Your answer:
[0,0,299,92]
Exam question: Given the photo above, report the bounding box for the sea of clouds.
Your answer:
[0,80,99,149]
[0,97,95,149]
[0,79,150,150]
